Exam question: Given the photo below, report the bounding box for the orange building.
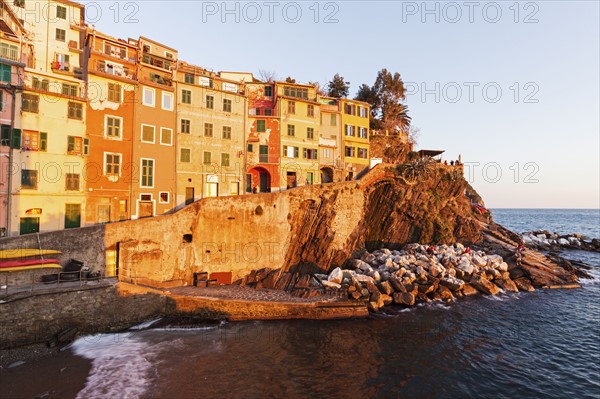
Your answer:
[131,37,177,218]
[83,30,137,224]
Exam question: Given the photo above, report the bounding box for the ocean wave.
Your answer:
[129,318,163,331]
[72,333,169,399]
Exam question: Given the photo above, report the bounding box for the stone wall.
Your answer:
[0,282,166,349]
[1,164,485,289]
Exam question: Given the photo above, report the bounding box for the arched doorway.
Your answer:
[320,167,334,183]
[248,167,271,193]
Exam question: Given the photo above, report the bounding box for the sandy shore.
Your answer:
[0,344,91,399]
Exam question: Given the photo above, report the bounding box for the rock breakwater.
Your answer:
[521,230,600,252]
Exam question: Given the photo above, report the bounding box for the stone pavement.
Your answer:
[168,285,337,303]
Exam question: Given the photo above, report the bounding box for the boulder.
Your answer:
[354,274,374,284]
[470,275,500,295]
[557,238,569,246]
[389,276,405,292]
[462,284,479,296]
[381,294,393,306]
[471,255,487,267]
[514,277,535,292]
[368,270,381,282]
[350,291,362,300]
[429,264,446,278]
[417,283,435,294]
[346,259,369,270]
[496,279,519,293]
[509,267,525,280]
[377,281,394,296]
[328,267,344,284]
[437,285,454,301]
[321,280,341,289]
[456,260,475,275]
[440,276,465,291]
[393,292,415,306]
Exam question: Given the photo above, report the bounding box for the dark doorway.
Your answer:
[64,204,81,229]
[139,201,153,218]
[185,187,194,205]
[286,172,297,189]
[321,167,334,183]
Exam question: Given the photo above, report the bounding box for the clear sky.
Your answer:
[84,0,599,209]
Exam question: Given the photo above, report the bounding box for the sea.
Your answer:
[1,209,599,399]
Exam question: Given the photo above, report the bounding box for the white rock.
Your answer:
[456,260,475,275]
[536,234,547,240]
[328,267,344,284]
[496,262,509,272]
[568,237,580,246]
[368,270,381,282]
[354,274,374,284]
[472,255,487,267]
[430,264,446,278]
[321,280,341,289]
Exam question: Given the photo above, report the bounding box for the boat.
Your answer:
[0,258,62,269]
[0,264,62,272]
[0,249,61,260]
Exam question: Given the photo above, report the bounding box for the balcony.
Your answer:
[141,53,172,71]
[94,60,135,80]
[320,103,339,113]
[142,73,172,87]
[0,43,19,62]
[51,61,71,73]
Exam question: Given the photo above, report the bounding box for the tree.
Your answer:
[308,81,326,96]
[408,126,420,146]
[285,76,296,83]
[355,69,412,134]
[257,69,277,83]
[327,73,350,98]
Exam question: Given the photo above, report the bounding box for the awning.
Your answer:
[417,150,445,158]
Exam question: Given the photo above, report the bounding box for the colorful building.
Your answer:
[317,96,343,183]
[340,98,370,179]
[131,36,177,218]
[0,0,29,236]
[174,64,246,205]
[275,81,320,189]
[83,29,137,224]
[7,0,87,235]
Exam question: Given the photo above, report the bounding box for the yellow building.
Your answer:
[8,0,87,235]
[340,98,370,179]
[275,81,320,189]
[174,63,246,206]
[318,96,343,183]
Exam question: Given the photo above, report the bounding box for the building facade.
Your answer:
[340,98,370,180]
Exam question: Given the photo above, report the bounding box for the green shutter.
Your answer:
[11,128,21,149]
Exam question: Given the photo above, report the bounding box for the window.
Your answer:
[344,103,356,115]
[0,64,11,83]
[142,87,155,106]
[68,102,83,120]
[141,159,154,187]
[247,144,253,152]
[203,152,211,164]
[287,101,295,114]
[223,99,232,112]
[32,77,49,91]
[14,0,24,8]
[39,132,47,151]
[358,148,368,159]
[65,173,80,191]
[221,153,230,167]
[83,138,89,155]
[323,148,332,158]
[21,130,39,151]
[283,86,308,99]
[104,42,127,59]
[62,83,78,97]
[22,94,39,113]
[307,172,313,185]
[159,192,170,203]
[162,92,173,110]
[141,124,155,143]
[359,107,368,118]
[181,89,191,104]
[358,127,368,139]
[283,146,299,158]
[160,128,172,145]
[264,86,273,97]
[55,28,66,42]
[307,105,314,117]
[21,169,37,189]
[199,77,213,87]
[259,145,269,163]
[0,43,18,62]
[345,125,355,137]
[222,126,231,139]
[105,116,122,139]
[57,5,67,19]
[180,148,191,162]
[345,146,356,157]
[330,114,337,126]
[204,123,213,137]
[67,136,83,155]
[256,120,266,133]
[303,148,318,160]
[264,108,273,116]
[184,74,194,84]
[181,119,190,134]
[206,95,214,109]
[64,204,81,229]
[54,53,70,71]
[105,153,121,175]
[108,83,121,103]
[307,127,314,139]
[287,124,295,137]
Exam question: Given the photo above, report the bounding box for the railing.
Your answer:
[0,270,114,299]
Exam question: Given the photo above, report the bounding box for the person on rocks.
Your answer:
[465,247,471,254]
[427,245,435,255]
[450,160,455,166]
